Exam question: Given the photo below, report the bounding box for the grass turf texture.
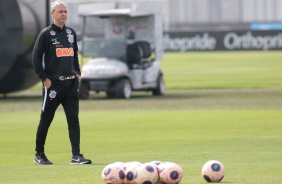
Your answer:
[0,110,282,183]
[162,51,282,89]
[1,51,282,183]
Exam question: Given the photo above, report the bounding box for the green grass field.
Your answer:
[0,51,282,183]
[162,51,282,89]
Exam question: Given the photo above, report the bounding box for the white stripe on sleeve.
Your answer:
[42,53,45,69]
[42,87,47,112]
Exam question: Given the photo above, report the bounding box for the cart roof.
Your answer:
[79,2,163,18]
[79,8,132,17]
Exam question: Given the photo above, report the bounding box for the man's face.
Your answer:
[51,4,67,25]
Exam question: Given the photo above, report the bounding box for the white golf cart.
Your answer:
[78,2,165,99]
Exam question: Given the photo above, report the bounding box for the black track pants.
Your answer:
[35,79,80,156]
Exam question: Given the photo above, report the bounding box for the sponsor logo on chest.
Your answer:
[52,38,60,45]
[50,29,75,57]
[56,47,74,57]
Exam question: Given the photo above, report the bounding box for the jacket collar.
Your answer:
[51,23,66,32]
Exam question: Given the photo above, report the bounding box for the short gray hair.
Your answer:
[51,0,68,12]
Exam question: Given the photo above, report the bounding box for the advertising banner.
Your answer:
[163,30,282,51]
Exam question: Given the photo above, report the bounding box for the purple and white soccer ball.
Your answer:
[102,162,126,184]
[123,161,142,184]
[157,162,183,184]
[134,162,159,184]
[201,160,225,182]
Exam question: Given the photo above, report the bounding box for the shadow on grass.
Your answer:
[84,90,205,101]
[1,88,282,111]
[0,90,199,101]
[0,95,41,101]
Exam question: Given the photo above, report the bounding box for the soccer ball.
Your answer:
[102,162,126,184]
[157,162,183,184]
[150,160,162,166]
[123,161,142,184]
[201,160,225,182]
[134,162,159,184]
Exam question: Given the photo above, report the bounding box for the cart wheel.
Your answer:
[79,81,89,99]
[152,75,165,96]
[115,79,131,99]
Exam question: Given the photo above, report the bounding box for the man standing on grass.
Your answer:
[32,0,91,165]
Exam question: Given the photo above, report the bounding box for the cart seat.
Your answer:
[127,41,152,64]
[127,44,143,63]
[134,41,152,58]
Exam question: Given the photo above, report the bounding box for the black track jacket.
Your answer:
[32,24,81,82]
